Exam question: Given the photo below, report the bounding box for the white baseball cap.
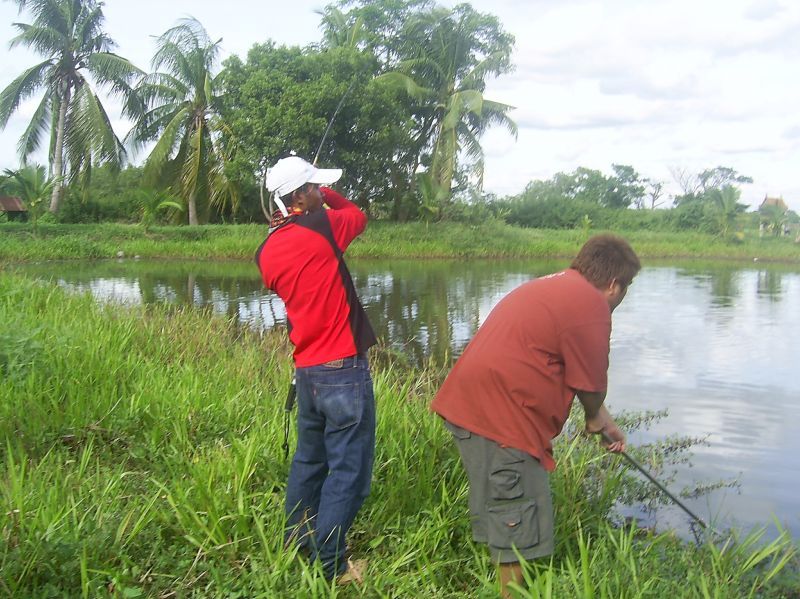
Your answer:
[265,156,342,198]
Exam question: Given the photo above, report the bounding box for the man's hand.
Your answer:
[584,407,626,453]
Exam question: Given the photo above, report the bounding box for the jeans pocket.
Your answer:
[489,447,525,500]
[486,499,539,550]
[313,381,363,429]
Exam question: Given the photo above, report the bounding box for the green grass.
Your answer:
[1,274,797,597]
[1,221,799,263]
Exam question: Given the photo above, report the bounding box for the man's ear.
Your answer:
[602,278,624,301]
[290,189,301,208]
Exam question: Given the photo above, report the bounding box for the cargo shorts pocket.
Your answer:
[489,447,526,500]
[486,499,539,550]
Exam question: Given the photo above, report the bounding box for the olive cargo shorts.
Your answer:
[445,421,554,563]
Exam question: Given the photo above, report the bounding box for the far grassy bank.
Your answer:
[1,221,799,263]
[1,273,796,597]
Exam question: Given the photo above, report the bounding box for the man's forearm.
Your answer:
[576,389,605,420]
[321,186,357,210]
[576,391,626,451]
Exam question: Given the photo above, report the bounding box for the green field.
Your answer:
[2,221,799,264]
[1,274,797,597]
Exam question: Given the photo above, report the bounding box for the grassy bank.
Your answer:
[1,274,796,597]
[2,221,799,263]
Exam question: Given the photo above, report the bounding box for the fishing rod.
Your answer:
[260,79,356,222]
[601,431,710,533]
[313,79,356,167]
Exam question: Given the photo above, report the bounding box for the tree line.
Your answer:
[498,165,798,237]
[1,0,515,224]
[1,0,796,238]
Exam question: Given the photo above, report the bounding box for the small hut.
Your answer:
[759,195,788,212]
[0,196,28,221]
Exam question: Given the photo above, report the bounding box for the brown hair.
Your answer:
[570,234,641,290]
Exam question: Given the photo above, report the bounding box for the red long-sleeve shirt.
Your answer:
[255,187,377,367]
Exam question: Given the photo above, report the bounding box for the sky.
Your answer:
[1,0,799,211]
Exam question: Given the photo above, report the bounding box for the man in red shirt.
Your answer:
[431,234,640,598]
[256,156,376,583]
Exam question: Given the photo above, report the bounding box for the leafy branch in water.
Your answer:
[557,407,739,535]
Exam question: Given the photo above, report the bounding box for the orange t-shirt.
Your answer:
[431,269,611,471]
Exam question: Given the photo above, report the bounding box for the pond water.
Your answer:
[13,257,800,540]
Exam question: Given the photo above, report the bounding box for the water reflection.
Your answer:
[608,264,800,539]
[353,260,564,364]
[672,260,789,307]
[16,258,570,364]
[17,258,796,369]
[756,269,783,300]
[12,257,800,539]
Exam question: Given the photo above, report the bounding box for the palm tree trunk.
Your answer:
[186,114,202,225]
[188,189,198,225]
[49,87,70,213]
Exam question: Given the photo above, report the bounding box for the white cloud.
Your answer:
[744,0,788,21]
[784,125,800,139]
[468,0,800,209]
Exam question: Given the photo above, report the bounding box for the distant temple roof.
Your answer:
[0,196,27,211]
[759,195,788,211]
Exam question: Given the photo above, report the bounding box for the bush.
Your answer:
[501,196,602,229]
[497,193,752,234]
[57,165,146,223]
[58,192,141,223]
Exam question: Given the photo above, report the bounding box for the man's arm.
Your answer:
[575,390,626,452]
[321,186,367,251]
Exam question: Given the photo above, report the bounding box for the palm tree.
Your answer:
[2,164,59,232]
[127,18,237,225]
[317,7,365,50]
[708,185,746,238]
[379,5,516,216]
[0,0,141,213]
[131,189,183,232]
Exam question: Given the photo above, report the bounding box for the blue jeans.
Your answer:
[285,353,375,578]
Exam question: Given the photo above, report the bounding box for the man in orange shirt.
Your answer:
[431,234,640,598]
